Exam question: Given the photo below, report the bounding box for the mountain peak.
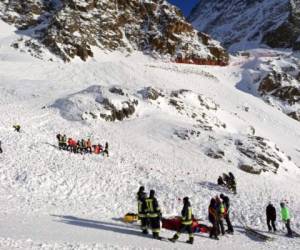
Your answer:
[189,0,300,51]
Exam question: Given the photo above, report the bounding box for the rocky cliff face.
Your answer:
[0,0,228,64]
[189,0,300,51]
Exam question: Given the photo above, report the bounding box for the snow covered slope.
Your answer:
[189,0,300,52]
[0,19,300,250]
[0,0,228,65]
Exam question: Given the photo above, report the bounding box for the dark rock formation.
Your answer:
[0,0,228,64]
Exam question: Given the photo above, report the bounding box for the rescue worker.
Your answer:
[143,190,161,239]
[86,138,92,153]
[137,186,148,234]
[0,140,2,153]
[216,196,225,235]
[208,198,219,240]
[217,176,224,186]
[266,202,276,232]
[228,172,237,194]
[280,202,293,237]
[103,142,109,157]
[220,193,234,233]
[58,134,65,150]
[169,197,194,244]
[62,134,67,150]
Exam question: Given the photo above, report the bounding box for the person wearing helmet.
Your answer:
[220,193,234,233]
[137,186,148,234]
[280,202,293,237]
[169,197,194,244]
[143,190,161,239]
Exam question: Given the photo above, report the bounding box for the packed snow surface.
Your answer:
[0,20,300,249]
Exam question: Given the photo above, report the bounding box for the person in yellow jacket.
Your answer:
[280,202,293,237]
[136,186,148,234]
[143,190,161,240]
[169,197,194,244]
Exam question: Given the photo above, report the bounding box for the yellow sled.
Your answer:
[123,213,138,223]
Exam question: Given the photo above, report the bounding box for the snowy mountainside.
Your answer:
[1,19,300,250]
[189,0,300,52]
[235,49,300,122]
[0,0,228,65]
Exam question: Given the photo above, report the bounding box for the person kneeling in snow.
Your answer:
[169,197,194,244]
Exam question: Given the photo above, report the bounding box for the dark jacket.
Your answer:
[143,197,160,217]
[208,199,218,223]
[221,195,230,210]
[266,204,276,220]
[181,202,193,225]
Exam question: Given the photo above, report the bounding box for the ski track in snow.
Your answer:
[0,20,300,249]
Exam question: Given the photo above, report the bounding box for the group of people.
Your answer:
[208,194,234,240]
[266,202,293,237]
[136,186,296,244]
[136,186,233,244]
[56,134,109,156]
[217,172,237,194]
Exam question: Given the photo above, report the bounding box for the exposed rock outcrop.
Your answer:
[0,0,228,64]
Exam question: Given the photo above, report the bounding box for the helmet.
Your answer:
[139,186,145,192]
[183,197,189,203]
[150,189,155,197]
[220,193,224,199]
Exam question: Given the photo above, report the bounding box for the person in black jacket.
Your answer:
[208,198,219,240]
[169,197,194,244]
[266,202,276,232]
[143,190,161,239]
[137,186,148,234]
[0,140,2,153]
[220,193,234,233]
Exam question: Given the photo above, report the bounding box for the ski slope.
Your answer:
[0,20,300,249]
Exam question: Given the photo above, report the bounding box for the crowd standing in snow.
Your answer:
[56,134,109,156]
[135,186,296,244]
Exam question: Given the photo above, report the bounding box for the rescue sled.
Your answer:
[161,216,210,233]
[123,213,139,223]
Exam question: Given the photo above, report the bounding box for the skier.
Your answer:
[217,176,224,186]
[216,196,225,235]
[169,197,194,244]
[103,142,109,157]
[13,124,21,132]
[266,202,276,232]
[280,202,293,237]
[143,190,161,239]
[220,193,234,233]
[0,140,2,153]
[208,198,219,240]
[137,186,148,234]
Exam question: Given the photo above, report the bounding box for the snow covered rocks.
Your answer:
[0,0,228,64]
[51,85,138,122]
[189,0,300,51]
[236,136,287,174]
[241,51,300,122]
